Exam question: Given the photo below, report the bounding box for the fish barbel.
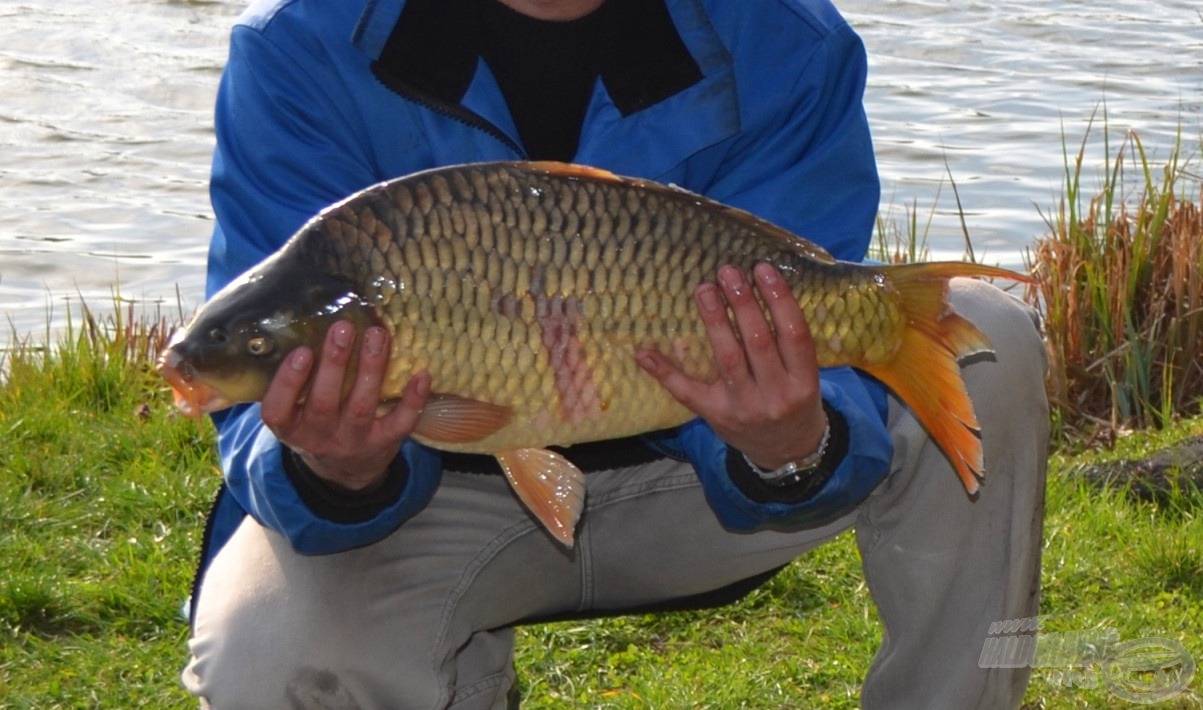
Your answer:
[159,161,1029,546]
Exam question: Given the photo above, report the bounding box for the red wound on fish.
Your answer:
[537,294,603,424]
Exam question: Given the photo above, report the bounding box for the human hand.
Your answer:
[260,321,431,491]
[636,262,826,471]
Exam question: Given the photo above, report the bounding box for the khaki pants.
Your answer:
[183,280,1049,710]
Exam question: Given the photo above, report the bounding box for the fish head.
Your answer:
[157,261,378,418]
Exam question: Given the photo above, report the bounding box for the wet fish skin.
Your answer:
[158,252,378,418]
[292,164,902,447]
[160,161,1025,545]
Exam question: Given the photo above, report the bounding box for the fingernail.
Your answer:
[332,323,353,349]
[289,348,311,372]
[719,266,745,295]
[365,328,385,356]
[697,285,722,312]
[636,353,657,372]
[755,263,780,285]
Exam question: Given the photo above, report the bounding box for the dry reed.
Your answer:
[1025,124,1203,438]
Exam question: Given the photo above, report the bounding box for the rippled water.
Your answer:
[0,0,240,339]
[849,0,1203,261]
[1,0,1200,339]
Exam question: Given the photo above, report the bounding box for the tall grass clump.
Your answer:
[1,297,215,708]
[871,168,977,266]
[4,298,176,409]
[1025,122,1203,438]
[873,198,933,265]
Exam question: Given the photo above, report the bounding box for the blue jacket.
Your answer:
[200,0,894,566]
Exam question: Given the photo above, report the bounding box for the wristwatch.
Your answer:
[742,416,832,488]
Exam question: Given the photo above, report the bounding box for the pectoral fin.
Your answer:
[412,394,513,444]
[494,448,586,548]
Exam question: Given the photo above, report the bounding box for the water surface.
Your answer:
[1,0,1199,339]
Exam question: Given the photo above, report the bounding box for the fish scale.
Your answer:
[299,163,891,452]
[160,160,1032,546]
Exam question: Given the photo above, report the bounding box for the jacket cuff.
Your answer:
[282,447,410,524]
[678,371,893,532]
[724,401,848,505]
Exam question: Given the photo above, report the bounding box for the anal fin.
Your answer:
[495,448,586,548]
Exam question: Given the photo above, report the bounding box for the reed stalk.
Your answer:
[1025,119,1203,437]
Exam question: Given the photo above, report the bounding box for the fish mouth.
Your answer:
[156,348,233,419]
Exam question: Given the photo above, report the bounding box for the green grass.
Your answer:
[2,303,1201,708]
[0,303,217,708]
[514,534,879,707]
[4,129,1203,705]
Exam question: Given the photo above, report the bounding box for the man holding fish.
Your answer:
[178,0,1049,708]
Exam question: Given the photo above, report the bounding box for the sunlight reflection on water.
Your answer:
[0,0,1199,338]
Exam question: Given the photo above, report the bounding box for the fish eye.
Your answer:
[247,336,274,357]
[208,327,228,344]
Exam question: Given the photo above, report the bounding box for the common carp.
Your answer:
[159,161,1026,546]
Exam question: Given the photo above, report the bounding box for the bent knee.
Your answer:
[948,277,1047,378]
[182,522,444,709]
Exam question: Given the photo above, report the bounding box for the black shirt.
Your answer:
[478,0,610,162]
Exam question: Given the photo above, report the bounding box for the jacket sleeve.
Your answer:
[204,23,440,554]
[661,21,894,530]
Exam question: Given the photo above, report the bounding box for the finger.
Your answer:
[260,346,312,435]
[305,321,356,421]
[376,370,432,441]
[753,262,819,379]
[717,264,786,384]
[342,326,390,427]
[635,348,709,413]
[694,278,752,387]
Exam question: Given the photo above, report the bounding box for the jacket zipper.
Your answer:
[370,63,527,159]
[188,481,232,629]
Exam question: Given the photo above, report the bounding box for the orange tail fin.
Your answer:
[861,262,1031,493]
